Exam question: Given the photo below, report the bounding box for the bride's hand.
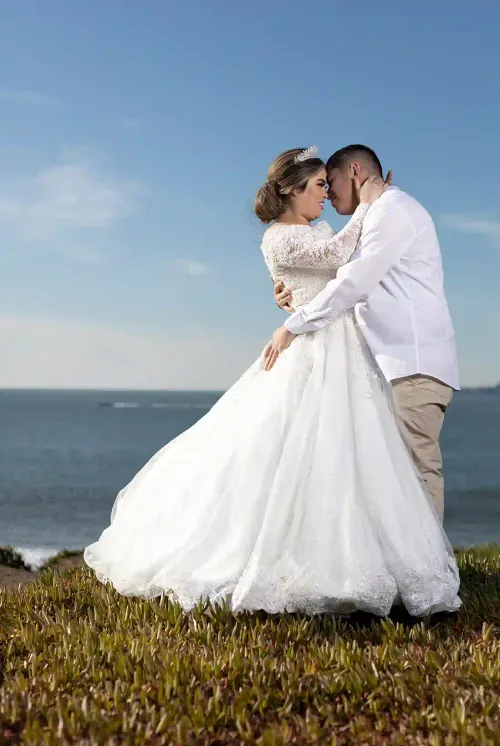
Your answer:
[354,173,391,205]
[263,327,296,371]
[274,280,294,312]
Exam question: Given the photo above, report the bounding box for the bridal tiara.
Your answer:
[294,146,319,163]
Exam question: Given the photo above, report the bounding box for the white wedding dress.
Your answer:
[84,210,461,617]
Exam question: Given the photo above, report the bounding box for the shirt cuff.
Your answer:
[284,309,306,335]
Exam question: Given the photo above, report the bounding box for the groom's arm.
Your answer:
[284,198,418,335]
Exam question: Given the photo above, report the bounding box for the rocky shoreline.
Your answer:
[0,547,85,589]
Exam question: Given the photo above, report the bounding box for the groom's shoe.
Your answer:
[428,610,460,626]
[388,605,422,627]
[345,610,383,628]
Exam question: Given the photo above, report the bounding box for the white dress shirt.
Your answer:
[284,187,460,389]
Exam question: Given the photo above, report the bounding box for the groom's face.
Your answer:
[327,167,357,215]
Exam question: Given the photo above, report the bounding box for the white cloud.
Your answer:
[0,316,262,390]
[174,259,209,276]
[0,89,60,107]
[441,214,500,247]
[0,152,139,261]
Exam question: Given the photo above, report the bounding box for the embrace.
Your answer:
[85,144,461,618]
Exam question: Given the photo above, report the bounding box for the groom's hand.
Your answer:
[274,280,294,312]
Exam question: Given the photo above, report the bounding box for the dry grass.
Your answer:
[0,545,499,745]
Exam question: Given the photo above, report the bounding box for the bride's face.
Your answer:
[292,167,327,221]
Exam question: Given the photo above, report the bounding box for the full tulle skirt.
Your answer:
[84,312,460,617]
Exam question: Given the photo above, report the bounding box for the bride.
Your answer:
[84,148,461,617]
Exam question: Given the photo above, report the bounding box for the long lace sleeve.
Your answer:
[262,204,369,273]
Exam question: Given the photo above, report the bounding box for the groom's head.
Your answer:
[326,145,383,215]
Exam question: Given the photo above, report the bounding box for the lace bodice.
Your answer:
[261,204,368,308]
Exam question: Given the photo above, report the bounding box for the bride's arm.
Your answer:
[263,204,369,272]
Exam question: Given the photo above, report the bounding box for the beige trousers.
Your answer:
[391,375,453,523]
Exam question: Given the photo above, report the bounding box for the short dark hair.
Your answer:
[326,145,383,178]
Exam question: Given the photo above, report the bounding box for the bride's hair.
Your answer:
[254,149,325,223]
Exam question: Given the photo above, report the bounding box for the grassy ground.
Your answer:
[0,546,499,745]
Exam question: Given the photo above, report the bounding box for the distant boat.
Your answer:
[463,383,500,394]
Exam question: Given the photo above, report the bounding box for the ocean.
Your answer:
[0,388,499,568]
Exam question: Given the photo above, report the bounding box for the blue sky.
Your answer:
[0,0,498,388]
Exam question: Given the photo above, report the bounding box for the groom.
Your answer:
[267,144,459,522]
